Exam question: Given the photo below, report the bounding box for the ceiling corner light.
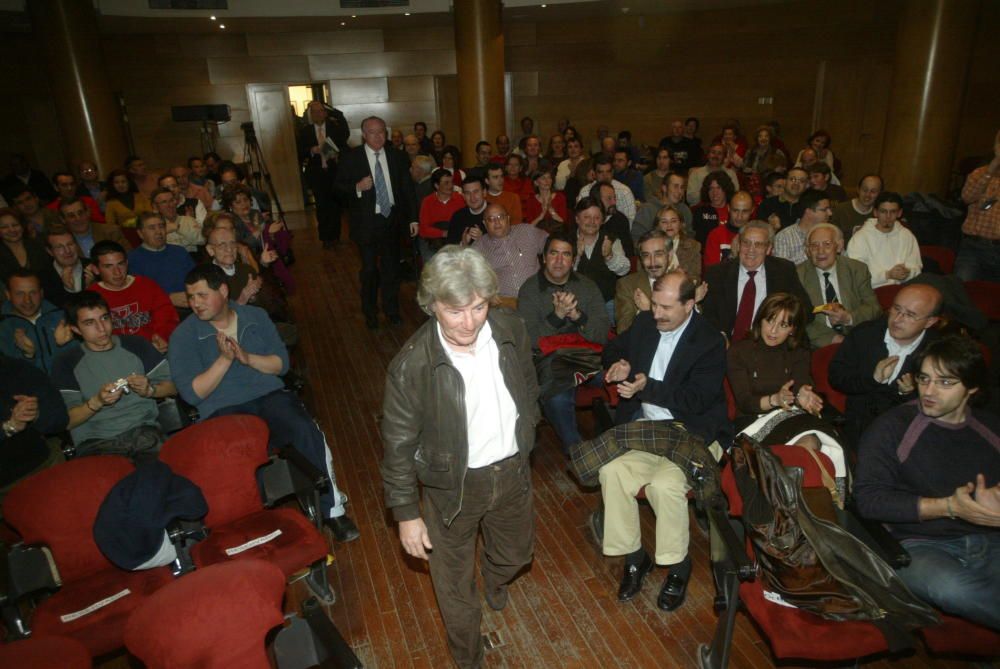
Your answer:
[219,24,226,29]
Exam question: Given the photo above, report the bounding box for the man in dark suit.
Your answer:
[599,270,730,612]
[335,116,417,329]
[830,283,942,446]
[796,222,881,348]
[701,220,812,343]
[297,100,350,248]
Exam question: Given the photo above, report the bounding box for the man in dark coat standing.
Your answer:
[335,116,417,329]
[297,101,350,247]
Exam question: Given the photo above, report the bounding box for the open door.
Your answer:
[246,83,305,213]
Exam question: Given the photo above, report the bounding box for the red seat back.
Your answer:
[964,280,1000,321]
[0,635,91,669]
[158,415,270,527]
[125,559,285,669]
[874,284,903,311]
[918,245,955,275]
[810,344,847,414]
[3,456,135,582]
[722,444,834,517]
[723,377,737,422]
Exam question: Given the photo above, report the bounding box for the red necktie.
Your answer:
[731,270,757,342]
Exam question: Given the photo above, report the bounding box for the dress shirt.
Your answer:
[437,320,518,468]
[642,311,694,420]
[737,263,767,323]
[476,225,549,298]
[882,330,925,385]
[960,166,1000,239]
[361,144,395,215]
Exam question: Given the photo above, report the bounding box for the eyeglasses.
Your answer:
[484,215,508,223]
[914,374,960,388]
[889,304,930,322]
[807,241,836,250]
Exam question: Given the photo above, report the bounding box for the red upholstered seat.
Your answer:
[811,343,847,414]
[0,634,91,669]
[717,444,1000,661]
[874,284,903,311]
[918,245,955,275]
[2,456,175,657]
[964,280,1000,321]
[158,415,328,575]
[919,613,1000,657]
[125,559,286,669]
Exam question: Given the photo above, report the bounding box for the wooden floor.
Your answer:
[102,215,984,668]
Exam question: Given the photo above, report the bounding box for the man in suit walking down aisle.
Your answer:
[335,116,417,330]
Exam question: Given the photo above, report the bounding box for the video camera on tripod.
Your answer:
[240,122,285,225]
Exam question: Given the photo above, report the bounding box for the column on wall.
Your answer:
[453,0,506,168]
[879,0,978,196]
[27,0,128,175]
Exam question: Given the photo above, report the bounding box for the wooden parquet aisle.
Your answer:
[92,220,978,669]
[282,226,976,669]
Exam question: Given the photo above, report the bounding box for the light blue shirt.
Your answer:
[641,311,693,420]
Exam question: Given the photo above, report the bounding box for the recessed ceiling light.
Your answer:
[219,24,226,29]
[340,21,346,25]
[404,12,411,16]
[351,14,357,18]
[541,3,547,7]
[210,15,216,20]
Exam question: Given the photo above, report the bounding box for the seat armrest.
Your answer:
[259,445,330,527]
[3,544,61,601]
[166,519,208,577]
[841,501,911,569]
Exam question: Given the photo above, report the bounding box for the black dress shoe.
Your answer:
[589,506,604,546]
[617,552,653,602]
[657,571,689,611]
[324,515,360,543]
[484,584,508,611]
[365,314,378,330]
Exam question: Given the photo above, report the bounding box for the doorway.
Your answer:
[288,83,330,121]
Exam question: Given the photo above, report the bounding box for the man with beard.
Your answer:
[854,335,1000,630]
[615,229,670,333]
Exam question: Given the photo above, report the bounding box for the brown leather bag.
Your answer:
[730,434,938,629]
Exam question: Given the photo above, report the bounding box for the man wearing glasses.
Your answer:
[701,220,812,344]
[757,166,809,231]
[472,202,547,300]
[854,335,1000,631]
[830,283,942,444]
[796,223,881,348]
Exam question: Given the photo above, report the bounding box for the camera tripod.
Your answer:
[241,122,285,223]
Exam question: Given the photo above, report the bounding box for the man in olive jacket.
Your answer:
[381,246,539,669]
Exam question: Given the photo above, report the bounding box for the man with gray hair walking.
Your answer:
[381,245,539,668]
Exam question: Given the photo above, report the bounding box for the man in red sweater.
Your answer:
[87,240,178,353]
[417,168,465,263]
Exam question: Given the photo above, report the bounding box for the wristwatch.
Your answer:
[2,420,19,438]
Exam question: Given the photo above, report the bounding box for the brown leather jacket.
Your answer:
[380,309,540,526]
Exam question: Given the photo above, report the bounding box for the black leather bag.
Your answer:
[731,435,938,630]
